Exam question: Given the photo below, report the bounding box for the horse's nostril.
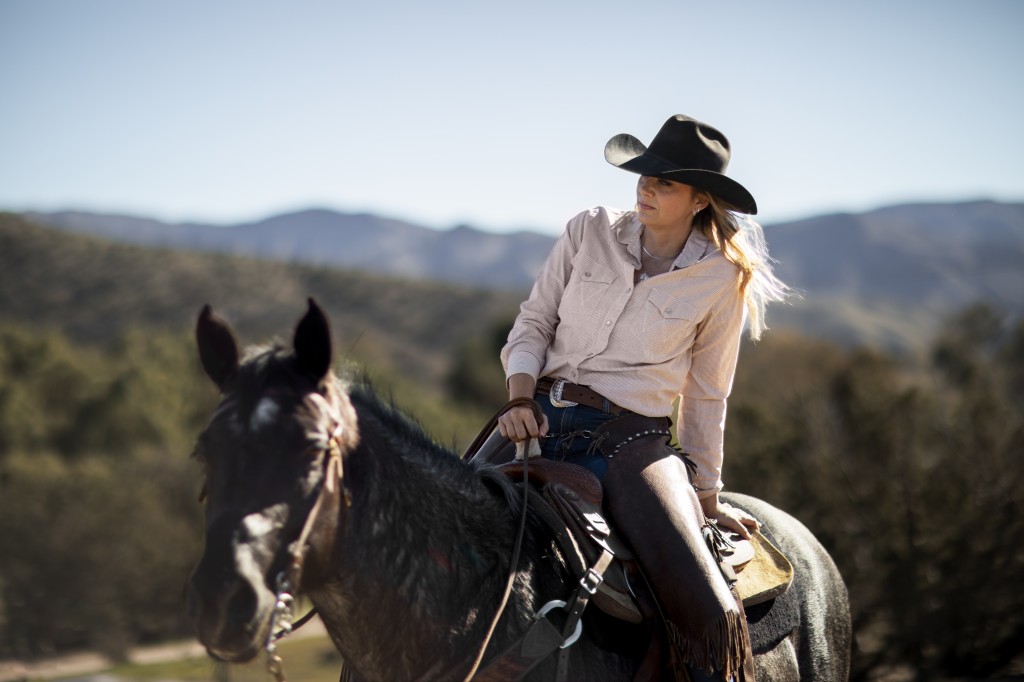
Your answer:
[225,579,259,624]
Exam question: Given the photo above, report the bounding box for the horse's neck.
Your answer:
[311,422,524,678]
[351,436,514,562]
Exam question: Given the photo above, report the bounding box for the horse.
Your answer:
[186,299,851,681]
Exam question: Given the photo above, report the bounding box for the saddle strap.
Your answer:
[473,547,615,682]
[473,611,566,681]
[473,480,617,681]
[538,479,641,623]
[545,483,612,563]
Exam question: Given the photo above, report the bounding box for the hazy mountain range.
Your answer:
[19,200,1024,350]
[21,209,556,291]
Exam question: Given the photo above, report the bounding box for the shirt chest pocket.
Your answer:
[640,288,704,362]
[560,255,619,321]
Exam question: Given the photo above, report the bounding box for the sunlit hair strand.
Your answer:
[693,194,791,340]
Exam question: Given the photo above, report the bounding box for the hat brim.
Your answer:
[605,133,758,215]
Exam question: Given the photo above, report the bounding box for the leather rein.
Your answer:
[271,396,542,682]
[458,397,545,682]
[460,399,618,682]
[232,394,560,682]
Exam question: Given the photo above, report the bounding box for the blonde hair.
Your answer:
[693,194,790,340]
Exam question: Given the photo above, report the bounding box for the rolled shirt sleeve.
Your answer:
[677,283,746,498]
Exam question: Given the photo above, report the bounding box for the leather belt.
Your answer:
[535,377,624,414]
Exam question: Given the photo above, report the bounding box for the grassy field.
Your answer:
[50,635,344,682]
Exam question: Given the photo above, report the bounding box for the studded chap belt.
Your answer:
[535,377,676,460]
[536,377,624,413]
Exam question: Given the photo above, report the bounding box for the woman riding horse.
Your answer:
[496,115,789,680]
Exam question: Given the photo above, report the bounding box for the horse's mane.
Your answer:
[345,376,454,459]
[235,344,524,514]
[343,373,525,514]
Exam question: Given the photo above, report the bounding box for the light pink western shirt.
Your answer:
[501,206,746,497]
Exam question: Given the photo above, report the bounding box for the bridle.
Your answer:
[265,420,348,680]
[271,395,535,682]
[264,391,351,682]
[203,394,582,682]
[199,390,351,682]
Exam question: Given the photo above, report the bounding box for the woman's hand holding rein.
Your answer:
[498,373,549,443]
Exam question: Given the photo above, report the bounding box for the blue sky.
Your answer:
[1,0,1022,235]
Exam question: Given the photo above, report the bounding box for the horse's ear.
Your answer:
[196,304,240,389]
[294,298,332,380]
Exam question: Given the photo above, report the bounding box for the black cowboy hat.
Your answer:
[604,114,757,214]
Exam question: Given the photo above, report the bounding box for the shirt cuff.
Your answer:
[692,478,724,500]
[505,350,543,382]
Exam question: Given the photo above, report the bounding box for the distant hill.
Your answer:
[765,201,1024,349]
[21,208,555,291]
[0,212,523,389]
[16,200,1024,350]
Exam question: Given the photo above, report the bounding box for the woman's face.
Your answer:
[636,176,705,230]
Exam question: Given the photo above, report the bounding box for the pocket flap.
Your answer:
[572,255,617,284]
[648,288,700,320]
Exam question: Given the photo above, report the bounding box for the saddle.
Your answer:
[493,458,794,624]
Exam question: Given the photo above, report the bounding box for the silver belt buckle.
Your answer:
[548,378,579,408]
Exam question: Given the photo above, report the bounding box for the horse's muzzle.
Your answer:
[186,540,278,663]
[187,571,275,662]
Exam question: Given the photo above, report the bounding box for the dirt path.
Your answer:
[0,619,326,681]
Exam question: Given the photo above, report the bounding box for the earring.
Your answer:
[692,208,699,217]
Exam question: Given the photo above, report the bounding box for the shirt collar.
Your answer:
[615,211,716,270]
[674,226,712,269]
[615,212,644,265]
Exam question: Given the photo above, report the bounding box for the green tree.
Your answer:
[0,452,201,658]
[0,327,101,459]
[445,317,513,408]
[0,326,208,658]
[726,305,1024,679]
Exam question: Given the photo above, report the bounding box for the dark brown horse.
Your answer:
[187,299,850,680]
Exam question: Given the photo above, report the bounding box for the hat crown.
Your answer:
[603,114,757,214]
[647,115,731,174]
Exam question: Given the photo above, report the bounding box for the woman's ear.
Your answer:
[695,191,711,212]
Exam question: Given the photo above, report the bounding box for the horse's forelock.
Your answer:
[237,348,360,444]
[231,345,312,417]
[195,346,336,449]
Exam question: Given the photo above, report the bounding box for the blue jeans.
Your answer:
[536,394,622,481]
